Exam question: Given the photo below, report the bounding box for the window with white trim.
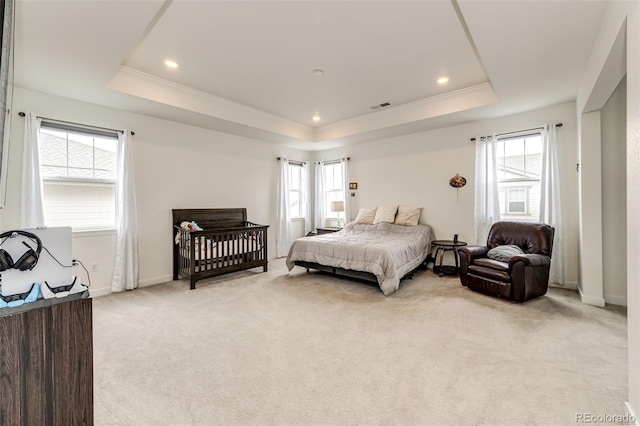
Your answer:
[496,131,542,221]
[39,122,117,230]
[322,161,344,219]
[288,162,303,219]
[506,188,527,213]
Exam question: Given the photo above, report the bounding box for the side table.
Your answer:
[432,239,467,277]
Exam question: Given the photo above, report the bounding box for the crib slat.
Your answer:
[234,233,238,265]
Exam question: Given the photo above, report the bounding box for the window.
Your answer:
[39,122,118,230]
[506,188,527,213]
[322,161,345,219]
[496,131,542,220]
[288,162,303,219]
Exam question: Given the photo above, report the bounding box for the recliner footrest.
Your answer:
[467,274,511,298]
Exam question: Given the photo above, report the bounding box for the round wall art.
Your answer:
[449,173,466,201]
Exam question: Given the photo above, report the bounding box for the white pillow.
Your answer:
[354,207,377,224]
[394,206,422,226]
[373,205,398,224]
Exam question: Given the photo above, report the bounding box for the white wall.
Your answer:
[628,5,640,422]
[3,87,310,296]
[1,89,580,293]
[578,110,605,306]
[601,76,627,306]
[577,0,639,420]
[315,102,580,287]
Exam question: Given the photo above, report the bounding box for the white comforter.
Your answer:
[286,222,433,295]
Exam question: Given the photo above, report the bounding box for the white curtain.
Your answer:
[340,158,351,225]
[276,158,292,257]
[20,112,45,228]
[474,134,500,245]
[302,162,312,236]
[539,123,564,285]
[314,162,325,230]
[112,130,139,292]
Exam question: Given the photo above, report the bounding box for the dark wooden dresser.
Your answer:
[0,292,93,425]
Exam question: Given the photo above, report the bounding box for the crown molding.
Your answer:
[312,82,498,142]
[108,66,497,143]
[108,66,313,141]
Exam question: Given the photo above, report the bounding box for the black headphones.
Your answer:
[0,230,43,272]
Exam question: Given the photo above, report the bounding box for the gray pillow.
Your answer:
[487,245,524,262]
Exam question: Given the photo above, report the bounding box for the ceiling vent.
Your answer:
[370,102,391,110]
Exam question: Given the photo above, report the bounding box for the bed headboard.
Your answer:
[172,208,248,230]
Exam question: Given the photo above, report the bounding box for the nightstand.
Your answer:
[316,227,341,235]
[432,239,467,277]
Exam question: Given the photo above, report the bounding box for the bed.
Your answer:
[285,221,433,295]
[172,208,269,290]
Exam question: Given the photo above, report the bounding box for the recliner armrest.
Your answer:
[457,246,489,287]
[458,245,489,260]
[508,253,551,267]
[509,253,552,302]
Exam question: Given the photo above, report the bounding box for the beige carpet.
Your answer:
[93,258,627,426]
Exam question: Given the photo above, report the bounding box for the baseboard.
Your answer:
[89,274,173,298]
[550,280,577,290]
[139,274,173,288]
[604,293,628,306]
[578,286,606,307]
[89,287,112,298]
[625,402,638,425]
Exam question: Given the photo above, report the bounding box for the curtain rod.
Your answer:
[18,111,135,136]
[315,157,350,164]
[470,123,562,142]
[276,157,306,165]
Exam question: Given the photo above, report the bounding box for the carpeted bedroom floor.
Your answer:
[93,258,627,426]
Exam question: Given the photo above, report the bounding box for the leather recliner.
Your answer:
[458,221,555,302]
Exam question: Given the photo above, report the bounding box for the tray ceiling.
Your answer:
[14,0,609,148]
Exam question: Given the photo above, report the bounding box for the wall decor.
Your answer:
[449,173,466,201]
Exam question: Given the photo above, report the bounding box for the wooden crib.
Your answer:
[172,208,269,289]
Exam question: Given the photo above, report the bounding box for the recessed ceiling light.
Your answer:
[437,76,449,85]
[312,115,321,122]
[312,69,324,76]
[164,59,179,69]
